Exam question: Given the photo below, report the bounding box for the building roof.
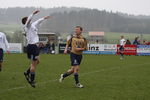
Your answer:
[38,32,55,35]
[23,32,55,36]
[89,31,104,36]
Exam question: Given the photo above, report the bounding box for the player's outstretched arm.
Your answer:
[33,16,51,27]
[24,10,39,26]
[44,16,50,19]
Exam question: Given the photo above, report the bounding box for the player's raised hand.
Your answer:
[33,10,40,14]
[44,16,51,19]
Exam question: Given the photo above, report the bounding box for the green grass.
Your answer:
[0,54,150,100]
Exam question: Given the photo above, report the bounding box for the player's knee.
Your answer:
[31,62,36,70]
[73,68,79,73]
[30,66,35,72]
[75,66,79,70]
[68,69,73,73]
[32,60,39,65]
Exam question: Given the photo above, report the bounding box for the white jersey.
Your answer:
[0,32,9,51]
[120,38,126,46]
[23,14,45,44]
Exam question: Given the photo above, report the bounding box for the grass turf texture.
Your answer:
[0,54,150,100]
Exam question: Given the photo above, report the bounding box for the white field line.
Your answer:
[0,62,150,93]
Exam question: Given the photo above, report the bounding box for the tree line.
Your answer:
[0,7,150,34]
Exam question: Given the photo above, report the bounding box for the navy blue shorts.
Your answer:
[0,49,4,62]
[70,53,82,66]
[27,44,39,61]
[119,46,124,51]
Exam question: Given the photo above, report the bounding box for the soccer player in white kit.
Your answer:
[119,36,126,60]
[0,32,9,72]
[22,10,50,87]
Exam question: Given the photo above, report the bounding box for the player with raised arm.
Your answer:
[22,10,50,87]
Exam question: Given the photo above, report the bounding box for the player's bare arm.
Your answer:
[64,44,69,54]
[44,16,51,19]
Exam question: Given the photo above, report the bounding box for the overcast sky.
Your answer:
[0,0,149,15]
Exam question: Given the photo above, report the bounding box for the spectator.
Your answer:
[51,42,55,54]
[95,40,99,44]
[142,40,147,45]
[39,42,45,54]
[46,40,52,54]
[133,37,140,45]
[126,39,131,45]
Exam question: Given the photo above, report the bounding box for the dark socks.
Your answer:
[30,72,35,82]
[26,68,30,75]
[63,72,72,78]
[74,73,79,84]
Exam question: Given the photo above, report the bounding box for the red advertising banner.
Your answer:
[117,45,137,55]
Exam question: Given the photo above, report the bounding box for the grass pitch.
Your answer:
[0,54,150,100]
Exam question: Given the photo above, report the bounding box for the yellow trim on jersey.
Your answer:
[67,35,87,55]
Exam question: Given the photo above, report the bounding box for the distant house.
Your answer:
[22,32,57,46]
[89,31,105,43]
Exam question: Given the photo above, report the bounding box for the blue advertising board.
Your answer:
[137,45,150,55]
